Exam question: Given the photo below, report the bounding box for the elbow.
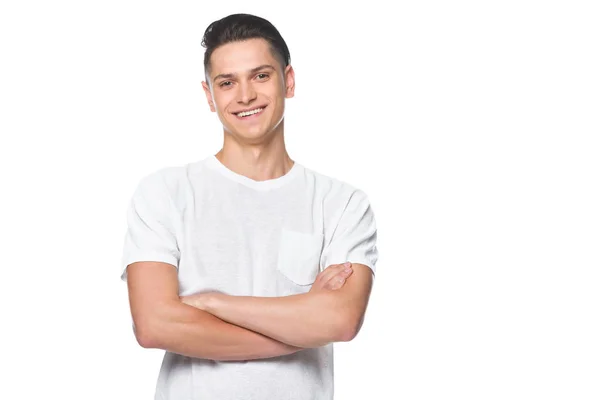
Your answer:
[133,320,160,349]
[136,331,156,349]
[131,300,182,350]
[337,324,358,343]
[337,313,364,342]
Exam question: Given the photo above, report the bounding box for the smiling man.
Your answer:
[121,13,379,400]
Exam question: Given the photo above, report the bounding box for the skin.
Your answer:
[311,262,355,292]
[179,262,372,348]
[201,37,296,181]
[181,263,354,309]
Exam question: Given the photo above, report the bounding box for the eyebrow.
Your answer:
[212,64,276,83]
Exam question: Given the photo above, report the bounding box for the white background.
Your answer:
[1,0,599,399]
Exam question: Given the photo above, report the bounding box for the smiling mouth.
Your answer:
[233,106,267,118]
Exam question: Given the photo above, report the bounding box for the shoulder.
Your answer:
[302,164,370,205]
[133,160,199,203]
[139,156,209,188]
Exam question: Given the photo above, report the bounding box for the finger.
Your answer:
[322,264,353,286]
[314,263,344,283]
[324,268,353,290]
[327,275,348,290]
[319,262,352,284]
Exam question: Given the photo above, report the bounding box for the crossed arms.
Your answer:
[126,261,373,361]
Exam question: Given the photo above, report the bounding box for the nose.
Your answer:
[237,81,257,105]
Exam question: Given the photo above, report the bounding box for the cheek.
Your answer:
[213,94,232,115]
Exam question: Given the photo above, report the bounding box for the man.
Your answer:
[121,13,379,400]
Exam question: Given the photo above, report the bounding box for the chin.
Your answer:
[224,126,267,141]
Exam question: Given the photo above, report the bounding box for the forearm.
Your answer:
[137,300,303,361]
[204,291,350,348]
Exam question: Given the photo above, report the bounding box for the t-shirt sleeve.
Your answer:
[321,189,379,275]
[120,173,181,282]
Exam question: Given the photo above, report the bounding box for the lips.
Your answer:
[232,105,268,117]
[232,106,268,121]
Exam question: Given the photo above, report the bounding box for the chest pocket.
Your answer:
[277,229,324,285]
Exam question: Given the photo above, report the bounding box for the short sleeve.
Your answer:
[321,189,379,276]
[120,173,181,282]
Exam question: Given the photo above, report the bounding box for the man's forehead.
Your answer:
[209,39,279,76]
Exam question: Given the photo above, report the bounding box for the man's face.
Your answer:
[202,38,295,142]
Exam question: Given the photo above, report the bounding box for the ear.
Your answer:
[202,81,216,112]
[284,65,295,99]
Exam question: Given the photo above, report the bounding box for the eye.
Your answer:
[256,73,269,80]
[219,81,232,88]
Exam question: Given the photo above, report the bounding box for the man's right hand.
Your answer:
[310,262,353,292]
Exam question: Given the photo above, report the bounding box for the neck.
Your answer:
[216,122,294,182]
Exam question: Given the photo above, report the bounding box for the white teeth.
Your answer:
[236,107,263,117]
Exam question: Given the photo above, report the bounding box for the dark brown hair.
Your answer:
[201,13,291,79]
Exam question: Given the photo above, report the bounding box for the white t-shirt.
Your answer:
[120,154,379,400]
